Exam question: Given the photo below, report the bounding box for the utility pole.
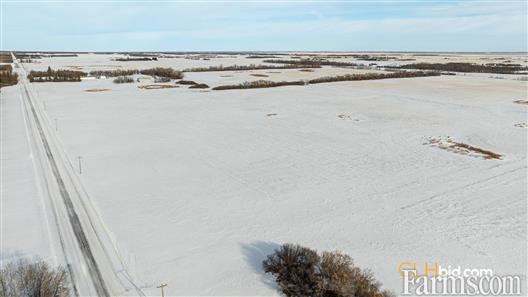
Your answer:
[78,156,82,174]
[157,284,167,297]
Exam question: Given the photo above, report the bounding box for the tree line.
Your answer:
[263,59,360,68]
[389,62,528,74]
[27,67,183,82]
[183,63,321,72]
[212,71,440,90]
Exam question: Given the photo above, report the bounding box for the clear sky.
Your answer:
[1,0,527,52]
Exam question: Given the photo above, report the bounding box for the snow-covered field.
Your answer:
[2,54,527,296]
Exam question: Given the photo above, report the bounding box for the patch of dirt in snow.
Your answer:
[337,114,361,121]
[85,88,111,92]
[513,99,528,105]
[138,84,179,90]
[425,137,503,160]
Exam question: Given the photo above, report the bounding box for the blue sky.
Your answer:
[1,0,527,52]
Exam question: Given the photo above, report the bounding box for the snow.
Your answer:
[0,85,52,263]
[2,54,527,296]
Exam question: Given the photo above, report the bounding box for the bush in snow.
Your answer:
[263,244,394,297]
[263,244,321,297]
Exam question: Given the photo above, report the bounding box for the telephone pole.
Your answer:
[157,283,167,297]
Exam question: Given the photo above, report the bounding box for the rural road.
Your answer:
[13,55,144,296]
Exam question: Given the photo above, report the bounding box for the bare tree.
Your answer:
[0,258,70,297]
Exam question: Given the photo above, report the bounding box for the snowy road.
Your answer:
[13,56,143,296]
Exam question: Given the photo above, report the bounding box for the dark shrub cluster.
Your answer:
[263,244,394,297]
[212,80,305,90]
[113,76,134,83]
[90,69,139,77]
[184,64,320,72]
[177,80,198,85]
[391,62,528,74]
[307,71,439,84]
[28,67,87,82]
[189,83,209,89]
[0,258,70,297]
[139,67,183,79]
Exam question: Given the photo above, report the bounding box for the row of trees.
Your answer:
[28,67,86,82]
[307,71,440,84]
[392,62,528,74]
[212,80,305,90]
[263,59,359,67]
[90,69,138,77]
[27,67,184,82]
[114,57,157,61]
[183,63,320,72]
[212,71,439,90]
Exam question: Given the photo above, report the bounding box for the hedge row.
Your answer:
[212,80,305,90]
[183,64,320,72]
[390,62,528,74]
[213,71,439,90]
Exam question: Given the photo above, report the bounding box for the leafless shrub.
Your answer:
[0,258,70,297]
[263,244,394,297]
[263,244,321,297]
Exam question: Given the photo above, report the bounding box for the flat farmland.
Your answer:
[2,53,526,296]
